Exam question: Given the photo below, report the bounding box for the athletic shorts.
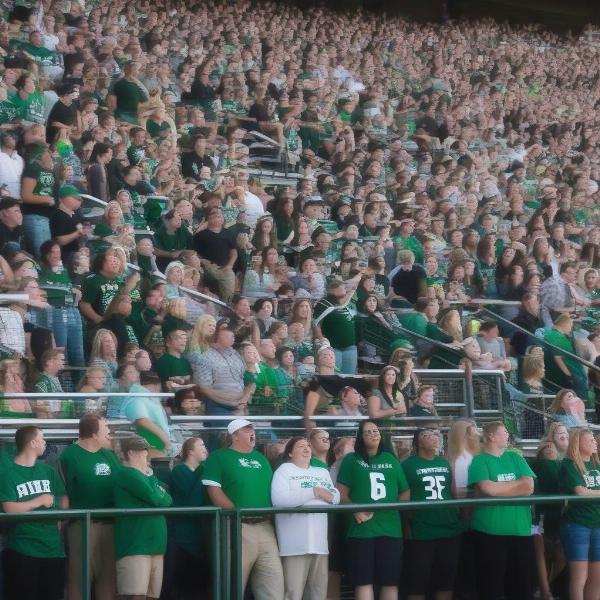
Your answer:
[404,536,461,595]
[560,522,600,562]
[345,536,402,587]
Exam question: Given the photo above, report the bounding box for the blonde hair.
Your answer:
[536,440,558,460]
[167,297,187,320]
[481,420,505,443]
[77,366,106,391]
[188,315,216,353]
[437,309,463,341]
[521,346,545,382]
[0,359,23,393]
[544,421,568,445]
[446,418,480,464]
[104,200,124,223]
[105,246,127,275]
[566,429,599,476]
[103,293,131,320]
[90,329,118,362]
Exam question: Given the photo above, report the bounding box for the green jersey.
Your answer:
[0,461,66,558]
[402,455,462,540]
[313,298,356,349]
[561,459,600,528]
[468,451,535,536]
[9,91,45,124]
[113,465,172,559]
[59,444,120,509]
[81,273,122,315]
[202,448,273,509]
[336,451,409,539]
[38,266,75,308]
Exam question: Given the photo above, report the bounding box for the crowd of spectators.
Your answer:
[2,0,600,596]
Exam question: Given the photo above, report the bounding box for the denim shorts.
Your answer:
[560,521,600,561]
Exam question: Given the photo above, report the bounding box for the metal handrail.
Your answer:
[0,392,174,398]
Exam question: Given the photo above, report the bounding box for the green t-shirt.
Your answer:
[110,78,148,124]
[336,451,408,539]
[202,448,273,509]
[310,457,328,469]
[0,461,66,558]
[22,161,55,197]
[561,459,600,528]
[9,91,45,123]
[153,224,192,252]
[313,299,356,349]
[154,353,192,383]
[38,267,74,308]
[81,273,122,315]
[468,451,535,536]
[533,458,562,526]
[0,100,17,125]
[113,465,172,559]
[170,463,205,557]
[59,444,120,509]
[402,455,462,540]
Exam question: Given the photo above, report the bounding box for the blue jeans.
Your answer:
[333,345,358,374]
[22,214,51,258]
[560,521,600,561]
[51,307,84,368]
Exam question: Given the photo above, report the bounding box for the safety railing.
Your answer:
[0,506,221,600]
[223,494,600,600]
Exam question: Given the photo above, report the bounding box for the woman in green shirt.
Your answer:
[560,429,600,600]
[403,428,462,600]
[336,420,409,598]
[467,421,536,599]
[168,437,209,599]
[38,240,85,368]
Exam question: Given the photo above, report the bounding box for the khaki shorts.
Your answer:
[116,554,163,597]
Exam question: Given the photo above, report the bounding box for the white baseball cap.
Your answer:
[227,419,253,435]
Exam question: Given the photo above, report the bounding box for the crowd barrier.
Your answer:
[5,493,599,600]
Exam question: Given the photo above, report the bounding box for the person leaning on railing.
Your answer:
[59,414,120,600]
[467,421,536,600]
[201,419,284,600]
[0,425,69,600]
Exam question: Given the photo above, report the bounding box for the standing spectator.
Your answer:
[108,61,149,125]
[336,420,409,600]
[86,143,113,203]
[113,436,173,599]
[511,292,544,357]
[202,419,284,599]
[49,184,85,270]
[195,323,249,416]
[559,429,600,600]
[271,437,340,600]
[402,428,462,600]
[314,279,357,374]
[168,436,209,600]
[540,262,589,328]
[34,348,67,418]
[389,250,427,307]
[194,207,237,302]
[308,428,331,469]
[476,321,512,372]
[0,133,24,199]
[468,421,536,599]
[45,83,78,144]
[60,414,120,600]
[0,426,68,600]
[154,328,193,390]
[20,146,56,257]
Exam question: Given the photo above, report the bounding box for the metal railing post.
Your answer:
[80,512,91,600]
[211,509,221,600]
[234,510,243,600]
[221,511,231,600]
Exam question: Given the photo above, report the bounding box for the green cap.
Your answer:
[58,184,81,199]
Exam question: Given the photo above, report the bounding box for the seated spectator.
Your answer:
[154,328,193,391]
[100,293,139,360]
[34,348,68,418]
[543,313,588,398]
[389,250,427,307]
[89,329,119,392]
[154,210,192,273]
[548,388,586,427]
[126,371,172,456]
[333,386,366,423]
[77,366,107,413]
[290,255,326,300]
[409,385,439,418]
[476,321,512,373]
[520,346,547,395]
[171,388,203,416]
[539,262,589,328]
[511,292,544,357]
[0,359,31,417]
[367,364,408,421]
[113,436,172,600]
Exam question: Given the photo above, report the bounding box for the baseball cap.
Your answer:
[227,419,253,435]
[0,197,20,210]
[58,184,81,199]
[121,435,150,454]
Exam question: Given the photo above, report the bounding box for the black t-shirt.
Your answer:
[46,100,76,143]
[194,229,235,266]
[49,208,82,255]
[0,222,23,251]
[391,266,427,305]
[181,152,213,180]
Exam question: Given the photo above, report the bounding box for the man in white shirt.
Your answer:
[0,134,24,198]
[234,171,265,227]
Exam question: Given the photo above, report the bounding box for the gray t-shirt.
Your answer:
[476,335,506,361]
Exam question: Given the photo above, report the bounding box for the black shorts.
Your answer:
[345,536,403,587]
[3,549,66,600]
[404,536,461,595]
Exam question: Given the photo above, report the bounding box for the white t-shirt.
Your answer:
[271,462,340,556]
[453,451,473,491]
[243,191,265,227]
